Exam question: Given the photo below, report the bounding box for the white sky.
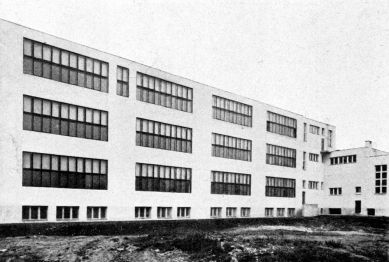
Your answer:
[1,0,388,152]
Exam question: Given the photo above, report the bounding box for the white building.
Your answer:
[0,19,386,223]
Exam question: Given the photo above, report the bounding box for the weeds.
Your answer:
[325,240,344,248]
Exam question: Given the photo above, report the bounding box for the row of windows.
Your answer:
[212,133,252,161]
[265,208,295,217]
[22,152,108,190]
[375,165,387,194]
[212,95,252,127]
[23,95,108,141]
[210,207,251,218]
[330,155,357,165]
[267,111,297,138]
[135,163,191,193]
[211,171,251,196]
[266,144,296,168]
[309,153,319,162]
[23,38,109,93]
[22,206,107,220]
[136,73,193,113]
[265,177,296,198]
[117,66,129,97]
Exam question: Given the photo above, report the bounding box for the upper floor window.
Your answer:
[309,125,320,135]
[23,95,108,141]
[330,155,356,165]
[266,144,296,168]
[328,130,333,147]
[136,72,193,113]
[211,171,251,195]
[267,111,296,138]
[212,133,252,161]
[265,176,296,198]
[117,66,129,97]
[330,187,342,195]
[23,38,108,92]
[375,165,387,194]
[308,181,319,189]
[213,95,252,127]
[309,153,319,162]
[136,118,192,153]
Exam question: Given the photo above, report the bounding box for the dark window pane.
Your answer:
[86,124,92,139]
[52,65,61,81]
[61,68,69,83]
[42,171,50,187]
[101,127,108,141]
[40,207,47,219]
[33,61,43,76]
[78,72,85,87]
[56,207,62,219]
[42,117,51,133]
[60,120,69,136]
[22,207,29,220]
[92,175,100,189]
[23,114,33,130]
[31,207,38,219]
[92,126,101,140]
[70,70,77,85]
[85,174,92,189]
[77,123,86,138]
[68,173,77,188]
[22,170,32,186]
[43,62,51,79]
[77,174,85,189]
[51,171,59,187]
[69,122,77,137]
[60,173,68,188]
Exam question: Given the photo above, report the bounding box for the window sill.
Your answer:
[56,219,79,221]
[177,217,191,219]
[87,218,107,221]
[135,217,151,219]
[374,193,387,195]
[22,219,47,222]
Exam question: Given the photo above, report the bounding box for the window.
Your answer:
[329,208,342,215]
[309,153,319,162]
[56,206,79,220]
[267,111,296,138]
[23,95,108,141]
[322,128,325,135]
[117,66,129,97]
[303,152,306,170]
[277,208,285,217]
[303,123,307,142]
[330,155,356,165]
[265,208,274,217]
[241,208,251,217]
[266,177,295,198]
[321,182,324,190]
[211,171,251,195]
[212,133,252,161]
[136,118,192,153]
[287,208,295,217]
[308,181,319,190]
[22,152,108,190]
[157,207,172,219]
[226,207,237,218]
[309,125,320,135]
[375,165,387,194]
[211,207,222,218]
[135,207,151,219]
[367,209,375,216]
[328,130,333,147]
[303,180,306,189]
[177,207,191,218]
[135,163,191,193]
[356,187,361,194]
[266,144,296,168]
[87,207,107,220]
[329,187,342,195]
[22,206,48,221]
[213,95,252,127]
[23,38,108,92]
[136,72,193,113]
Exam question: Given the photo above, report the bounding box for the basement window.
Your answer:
[22,206,48,221]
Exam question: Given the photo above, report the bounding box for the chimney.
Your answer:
[365,140,372,148]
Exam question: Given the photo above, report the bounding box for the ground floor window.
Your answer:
[87,206,107,220]
[157,207,172,219]
[56,206,79,220]
[277,208,285,217]
[287,208,295,217]
[265,208,274,217]
[329,188,342,195]
[135,207,151,219]
[177,207,191,218]
[226,207,237,218]
[211,207,222,218]
[22,206,48,221]
[241,208,251,217]
[329,208,342,215]
[367,208,375,216]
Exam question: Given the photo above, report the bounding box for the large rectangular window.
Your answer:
[267,111,296,138]
[22,151,108,190]
[211,171,251,195]
[136,72,193,113]
[56,206,79,220]
[375,165,387,194]
[22,206,48,221]
[136,118,192,153]
[266,144,296,168]
[212,133,252,161]
[213,95,252,127]
[330,155,356,165]
[265,176,296,198]
[117,66,129,97]
[23,38,108,92]
[23,95,108,141]
[135,163,191,193]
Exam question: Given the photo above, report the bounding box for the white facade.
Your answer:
[0,19,386,224]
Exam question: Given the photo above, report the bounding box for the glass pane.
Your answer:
[23,39,32,56]
[23,152,31,168]
[78,56,85,70]
[101,112,108,126]
[23,96,32,112]
[42,100,51,116]
[101,63,108,77]
[78,107,85,122]
[43,45,51,61]
[33,98,42,114]
[70,53,77,68]
[52,48,60,64]
[69,105,77,120]
[86,58,93,72]
[94,60,101,75]
[33,42,42,59]
[33,154,41,169]
[61,51,69,66]
[61,104,69,119]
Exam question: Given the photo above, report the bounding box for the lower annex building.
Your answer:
[0,19,387,223]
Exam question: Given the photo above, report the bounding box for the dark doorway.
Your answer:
[302,191,305,204]
[355,201,361,214]
[367,209,375,216]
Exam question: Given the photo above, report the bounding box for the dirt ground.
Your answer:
[0,216,388,262]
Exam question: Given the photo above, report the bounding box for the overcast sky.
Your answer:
[1,0,388,152]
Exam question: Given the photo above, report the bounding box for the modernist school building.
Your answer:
[0,19,387,223]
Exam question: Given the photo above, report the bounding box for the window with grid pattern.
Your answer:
[56,206,79,220]
[23,38,108,92]
[157,207,172,219]
[265,208,274,217]
[136,72,193,113]
[267,111,296,138]
[375,165,387,194]
[136,118,192,153]
[265,177,296,198]
[266,144,296,168]
[309,125,320,134]
[22,152,108,190]
[308,181,319,189]
[87,206,107,220]
[23,95,108,141]
[135,163,191,193]
[213,95,252,127]
[330,155,356,165]
[330,188,342,195]
[241,208,251,217]
[211,171,251,195]
[226,207,237,217]
[117,66,129,97]
[309,153,319,162]
[135,207,151,219]
[177,207,191,218]
[212,133,252,161]
[22,206,48,221]
[210,207,222,218]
